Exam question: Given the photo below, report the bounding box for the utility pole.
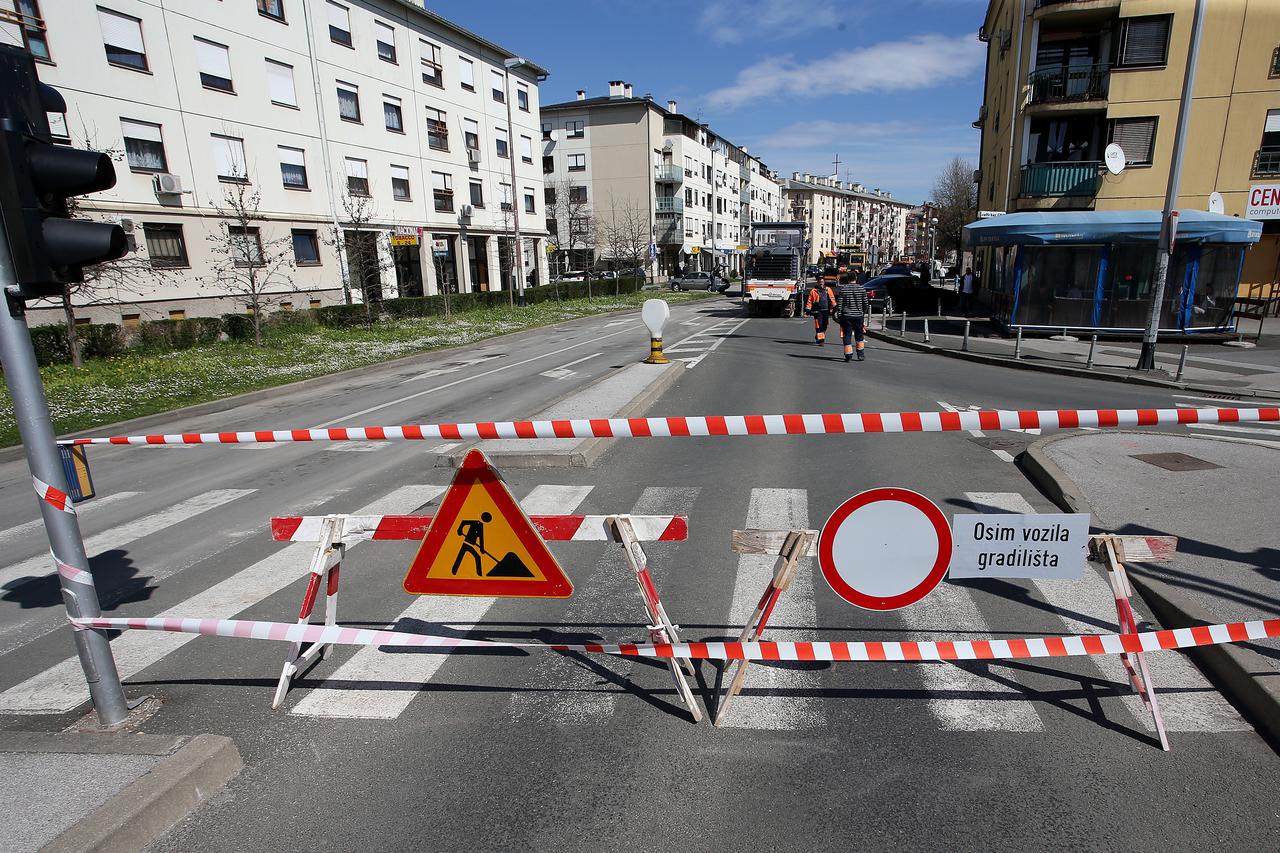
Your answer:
[1138,0,1205,370]
[503,58,528,306]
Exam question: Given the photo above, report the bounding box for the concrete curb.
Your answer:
[1017,432,1280,750]
[867,327,1280,400]
[3,731,242,853]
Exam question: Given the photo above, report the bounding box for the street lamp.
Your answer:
[503,57,529,306]
[928,216,939,267]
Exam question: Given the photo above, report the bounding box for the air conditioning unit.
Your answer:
[459,204,474,218]
[466,147,481,164]
[153,173,183,195]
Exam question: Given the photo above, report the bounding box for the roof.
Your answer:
[963,210,1264,247]
[387,1,549,77]
[782,178,912,208]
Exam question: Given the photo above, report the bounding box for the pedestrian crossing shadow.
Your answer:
[1,549,154,610]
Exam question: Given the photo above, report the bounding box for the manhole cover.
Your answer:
[1130,452,1223,472]
[974,437,1025,451]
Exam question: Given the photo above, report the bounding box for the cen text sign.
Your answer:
[1247,184,1280,220]
[950,513,1090,579]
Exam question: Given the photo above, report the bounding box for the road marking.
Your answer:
[664,317,748,369]
[400,354,505,385]
[0,485,444,714]
[0,489,256,593]
[939,401,984,437]
[1173,394,1262,406]
[721,488,823,730]
[325,443,389,452]
[992,449,1016,463]
[0,491,141,548]
[291,484,592,719]
[432,442,461,453]
[1184,422,1280,437]
[538,352,602,380]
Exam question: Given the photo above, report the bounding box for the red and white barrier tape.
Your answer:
[58,406,1280,446]
[69,615,1280,661]
[52,551,94,586]
[33,475,75,513]
[270,514,687,543]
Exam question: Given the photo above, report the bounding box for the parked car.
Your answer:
[669,271,724,291]
[868,273,949,314]
[552,270,586,282]
[879,263,921,280]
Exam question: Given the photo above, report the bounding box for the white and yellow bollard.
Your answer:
[641,298,671,365]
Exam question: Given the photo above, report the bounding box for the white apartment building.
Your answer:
[0,0,549,325]
[782,174,911,268]
[540,82,784,277]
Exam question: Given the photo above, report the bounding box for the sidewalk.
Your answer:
[867,312,1280,398]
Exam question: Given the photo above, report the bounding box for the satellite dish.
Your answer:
[1208,191,1224,215]
[1104,143,1126,175]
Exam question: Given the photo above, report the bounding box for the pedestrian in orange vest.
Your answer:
[806,268,838,346]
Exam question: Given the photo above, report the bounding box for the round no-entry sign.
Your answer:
[818,488,952,611]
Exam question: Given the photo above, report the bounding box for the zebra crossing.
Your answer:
[0,479,1252,737]
[1174,394,1280,446]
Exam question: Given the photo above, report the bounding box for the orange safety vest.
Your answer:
[806,285,836,312]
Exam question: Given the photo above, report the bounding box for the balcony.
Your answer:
[1027,64,1109,107]
[1253,147,1280,179]
[656,196,684,214]
[1019,161,1101,197]
[655,218,684,244]
[654,164,683,183]
[1034,0,1121,22]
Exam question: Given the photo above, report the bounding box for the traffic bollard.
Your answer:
[923,317,930,343]
[936,300,942,318]
[899,311,906,336]
[1086,334,1097,368]
[962,319,971,352]
[1176,344,1189,380]
[1013,327,1022,360]
[881,304,887,331]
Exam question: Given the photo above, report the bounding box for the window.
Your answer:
[292,229,321,265]
[257,0,285,22]
[469,180,484,208]
[265,60,297,107]
[229,226,264,267]
[384,95,403,132]
[1264,109,1280,147]
[98,7,147,71]
[517,83,529,112]
[18,1,51,62]
[327,2,351,47]
[463,118,479,151]
[374,21,396,63]
[1109,117,1157,166]
[541,122,552,141]
[337,82,360,122]
[432,171,453,212]
[568,153,586,172]
[523,187,535,214]
[420,41,442,87]
[1272,46,1280,79]
[520,135,533,163]
[425,107,448,150]
[278,145,308,189]
[566,119,584,139]
[47,111,69,142]
[390,165,411,201]
[345,157,369,196]
[1260,109,1280,177]
[459,57,475,90]
[121,119,166,172]
[491,70,505,102]
[142,223,188,267]
[542,155,554,174]
[495,127,508,158]
[544,186,555,205]
[569,185,587,204]
[1116,15,1171,68]
[169,309,186,321]
[195,37,233,92]
[499,181,512,211]
[211,133,247,181]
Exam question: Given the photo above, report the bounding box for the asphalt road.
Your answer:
[1,294,1277,850]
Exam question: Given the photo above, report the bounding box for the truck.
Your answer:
[744,221,807,317]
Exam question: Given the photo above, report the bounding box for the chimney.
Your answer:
[667,99,678,113]
[576,89,585,101]
[623,83,633,98]
[608,80,625,98]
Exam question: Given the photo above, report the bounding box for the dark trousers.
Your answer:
[959,291,974,315]
[839,316,865,353]
[812,310,829,341]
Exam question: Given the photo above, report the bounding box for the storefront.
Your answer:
[965,211,1262,334]
[390,226,423,297]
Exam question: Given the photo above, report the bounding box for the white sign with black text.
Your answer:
[949,513,1090,579]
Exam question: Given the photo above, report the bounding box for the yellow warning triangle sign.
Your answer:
[403,449,573,598]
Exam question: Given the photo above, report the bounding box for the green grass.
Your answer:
[0,290,716,446]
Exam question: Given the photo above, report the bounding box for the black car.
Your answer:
[868,273,948,314]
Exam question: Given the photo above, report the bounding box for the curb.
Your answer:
[3,731,242,853]
[1017,432,1280,749]
[867,327,1280,400]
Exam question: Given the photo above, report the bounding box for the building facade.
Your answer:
[782,174,911,267]
[541,82,784,277]
[905,204,941,264]
[1,0,550,325]
[974,0,1280,298]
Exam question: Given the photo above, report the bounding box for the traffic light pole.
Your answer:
[0,242,129,726]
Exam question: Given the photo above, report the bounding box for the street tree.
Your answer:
[548,179,594,297]
[328,190,391,321]
[930,156,978,261]
[601,195,651,296]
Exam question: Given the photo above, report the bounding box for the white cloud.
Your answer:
[705,33,984,109]
[698,0,843,46]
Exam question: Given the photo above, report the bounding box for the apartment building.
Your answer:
[782,174,911,267]
[0,0,550,325]
[905,204,940,263]
[540,82,784,277]
[974,0,1280,297]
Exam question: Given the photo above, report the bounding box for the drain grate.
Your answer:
[1131,452,1223,472]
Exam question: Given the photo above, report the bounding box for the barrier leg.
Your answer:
[609,516,702,722]
[715,530,812,727]
[272,516,345,710]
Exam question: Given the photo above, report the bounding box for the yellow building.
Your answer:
[974,0,1280,299]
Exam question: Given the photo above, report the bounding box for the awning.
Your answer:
[963,209,1263,248]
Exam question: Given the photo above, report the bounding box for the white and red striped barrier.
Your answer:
[33,475,75,513]
[69,614,1280,662]
[58,406,1280,446]
[271,514,688,544]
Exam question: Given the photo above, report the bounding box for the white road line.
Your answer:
[0,491,141,548]
[290,484,592,719]
[0,489,256,593]
[1172,394,1262,406]
[992,449,1016,463]
[0,485,444,714]
[664,318,748,369]
[721,488,823,730]
[1185,422,1280,437]
[539,352,602,380]
[432,442,460,453]
[939,400,984,437]
[325,443,389,452]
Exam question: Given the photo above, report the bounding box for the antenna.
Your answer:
[832,153,842,179]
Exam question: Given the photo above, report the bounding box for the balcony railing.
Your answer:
[1253,147,1280,178]
[654,163,683,183]
[1019,161,1101,197]
[656,196,684,213]
[656,218,684,244]
[1027,63,1109,105]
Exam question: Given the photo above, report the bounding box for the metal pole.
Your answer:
[962,319,971,352]
[1175,344,1189,380]
[1138,0,1204,370]
[923,317,930,343]
[1014,327,1023,359]
[1086,333,1097,368]
[0,265,128,726]
[899,311,906,335]
[503,65,526,307]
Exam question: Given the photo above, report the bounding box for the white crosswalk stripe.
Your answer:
[0,491,141,548]
[291,485,593,719]
[0,485,441,714]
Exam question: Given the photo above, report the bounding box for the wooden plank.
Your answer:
[1090,534,1178,564]
[732,528,820,556]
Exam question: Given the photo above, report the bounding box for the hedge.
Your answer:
[29,323,125,366]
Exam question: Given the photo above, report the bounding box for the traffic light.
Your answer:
[0,45,127,300]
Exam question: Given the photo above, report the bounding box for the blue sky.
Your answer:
[435,0,988,204]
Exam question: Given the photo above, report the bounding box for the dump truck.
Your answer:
[744,221,807,317]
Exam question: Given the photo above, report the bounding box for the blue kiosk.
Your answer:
[964,210,1262,334]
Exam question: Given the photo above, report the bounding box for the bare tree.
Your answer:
[601,196,651,296]
[930,157,978,260]
[327,191,391,321]
[548,179,594,298]
[205,178,295,346]
[497,202,516,307]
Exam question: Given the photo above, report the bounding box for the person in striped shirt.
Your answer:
[835,272,869,362]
